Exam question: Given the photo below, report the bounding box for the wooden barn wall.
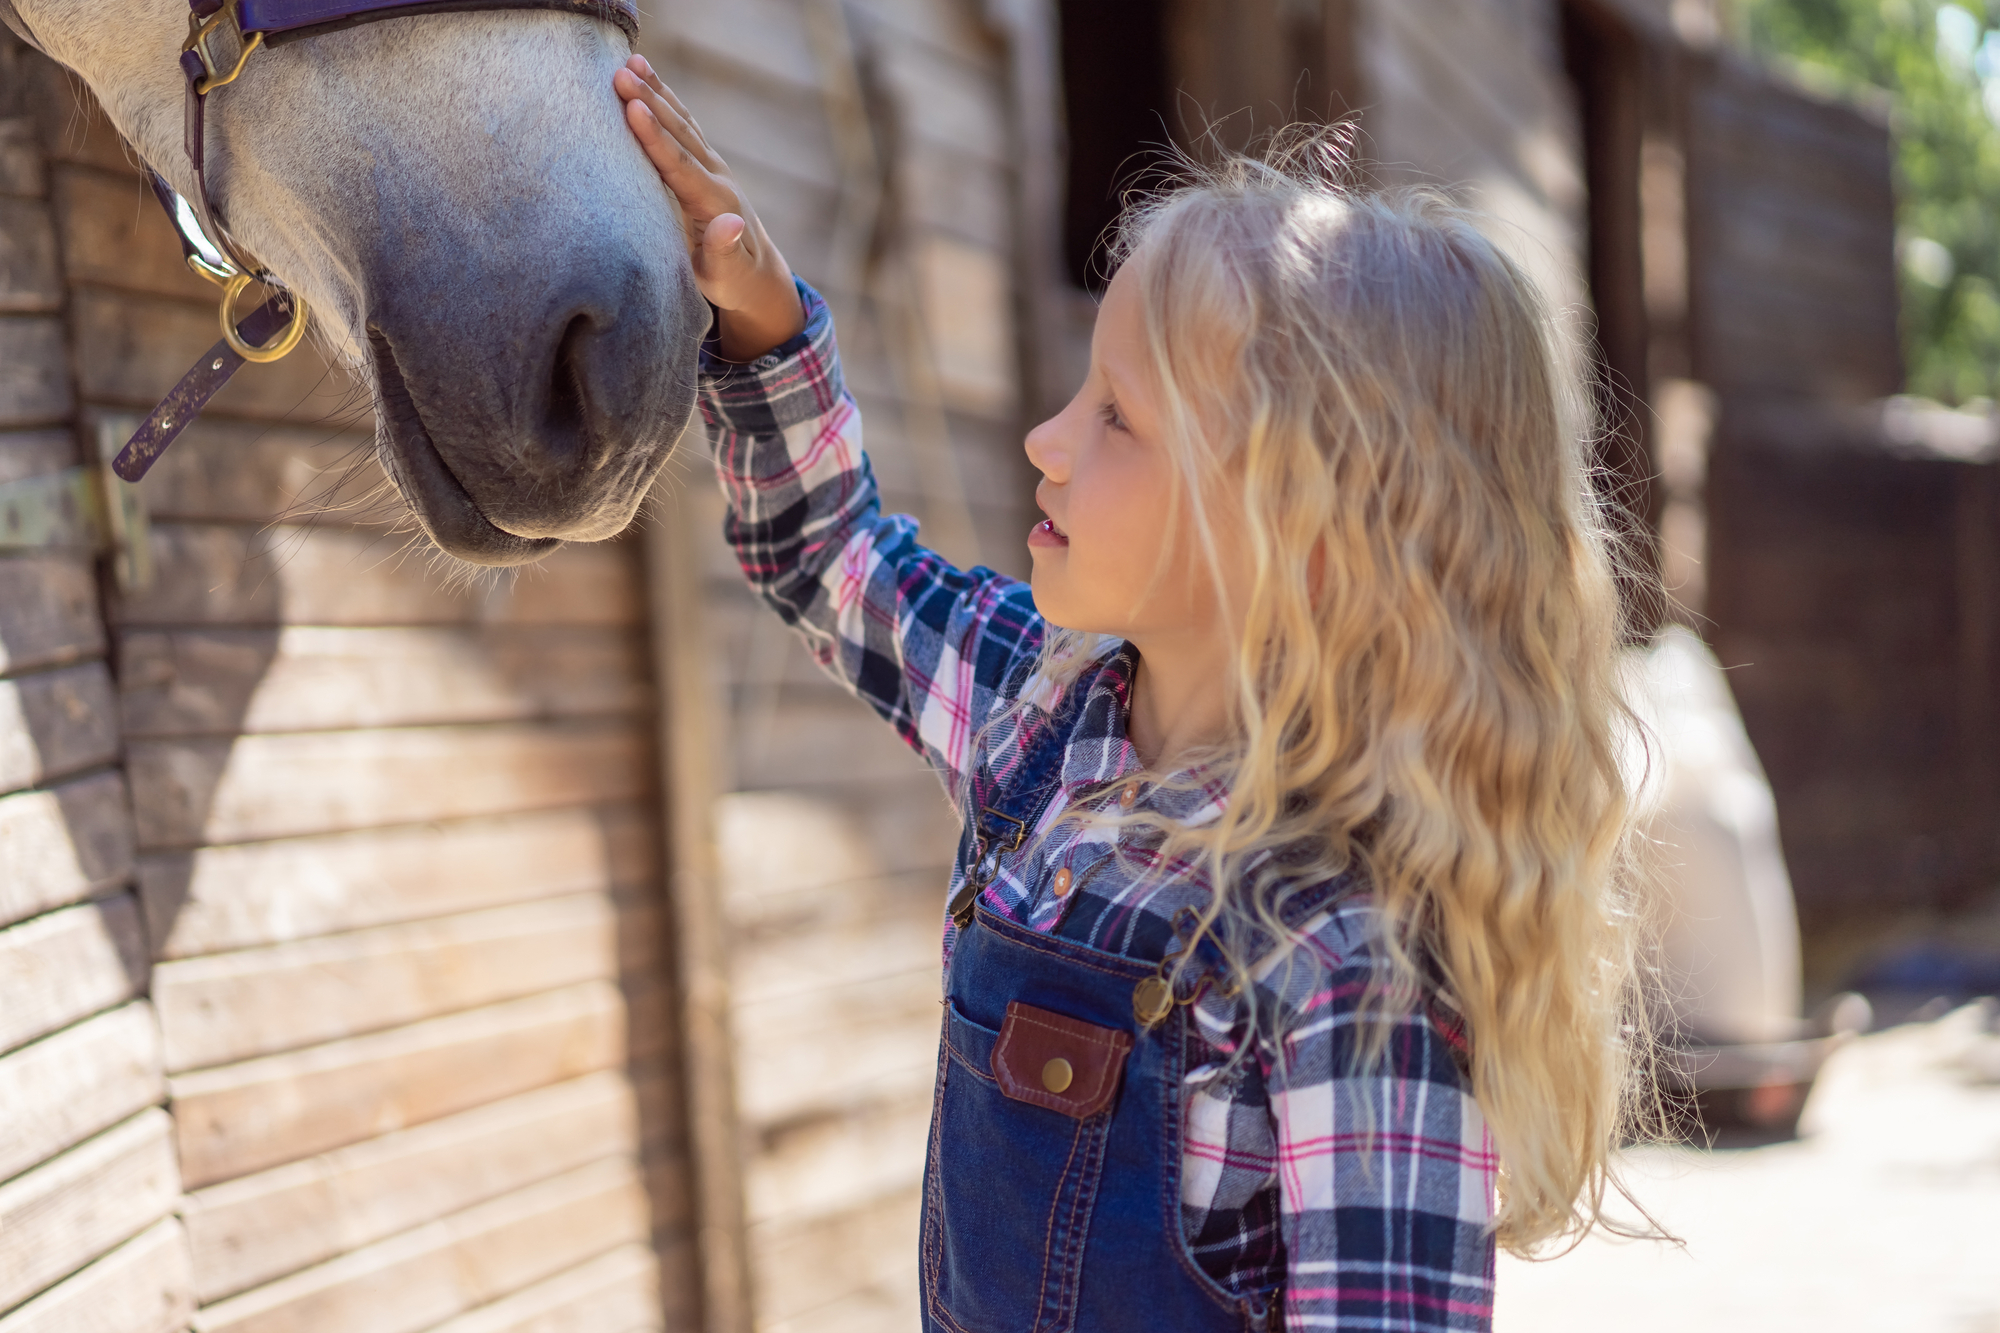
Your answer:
[1355,0,1589,319]
[635,3,1036,1331]
[1684,52,2000,936]
[0,35,698,1333]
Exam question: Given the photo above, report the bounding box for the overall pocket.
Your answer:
[923,1000,1130,1333]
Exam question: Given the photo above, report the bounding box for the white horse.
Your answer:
[12,0,706,564]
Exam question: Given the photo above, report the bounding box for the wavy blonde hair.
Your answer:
[1025,132,1657,1253]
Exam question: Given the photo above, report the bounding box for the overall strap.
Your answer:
[947,690,1076,930]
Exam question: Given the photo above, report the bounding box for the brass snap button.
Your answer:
[1041,1057,1074,1094]
[1133,976,1173,1026]
[1053,867,1074,897]
[1118,782,1139,808]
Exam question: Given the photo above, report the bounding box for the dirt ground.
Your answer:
[1494,1002,2000,1333]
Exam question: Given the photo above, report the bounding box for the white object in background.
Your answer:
[1625,627,1805,1046]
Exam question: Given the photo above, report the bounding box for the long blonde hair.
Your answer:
[1026,132,1656,1253]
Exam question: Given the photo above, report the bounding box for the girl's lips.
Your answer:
[1028,517,1070,549]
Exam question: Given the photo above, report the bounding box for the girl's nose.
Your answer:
[1024,413,1069,482]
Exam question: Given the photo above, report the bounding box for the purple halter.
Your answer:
[0,0,640,481]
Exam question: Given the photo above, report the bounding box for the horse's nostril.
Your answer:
[544,314,590,454]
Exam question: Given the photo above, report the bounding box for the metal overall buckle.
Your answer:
[1133,907,1242,1028]
[949,807,1028,928]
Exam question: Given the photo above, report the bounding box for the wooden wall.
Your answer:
[0,37,697,1332]
[635,3,1037,1331]
[1683,50,1999,942]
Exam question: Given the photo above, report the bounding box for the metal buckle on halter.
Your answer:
[184,0,265,94]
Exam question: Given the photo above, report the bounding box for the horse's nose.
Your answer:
[366,247,705,554]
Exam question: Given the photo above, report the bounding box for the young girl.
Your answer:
[614,55,1647,1333]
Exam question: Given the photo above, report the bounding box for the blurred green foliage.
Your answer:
[1739,0,2000,404]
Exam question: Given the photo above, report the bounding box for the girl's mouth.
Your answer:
[1029,517,1070,549]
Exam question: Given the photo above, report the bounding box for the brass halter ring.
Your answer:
[220,272,309,363]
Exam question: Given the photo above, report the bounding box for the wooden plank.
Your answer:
[188,1156,651,1333]
[0,1001,165,1185]
[0,661,120,795]
[168,980,628,1188]
[118,626,651,738]
[154,894,623,1072]
[140,803,654,958]
[422,1242,663,1333]
[0,117,45,198]
[68,289,360,423]
[876,37,1008,164]
[0,427,75,484]
[0,555,104,677]
[115,523,645,628]
[645,481,753,1333]
[0,771,137,930]
[52,164,214,302]
[0,315,72,426]
[181,1069,642,1304]
[749,1186,918,1327]
[0,1108,181,1313]
[742,1091,931,1227]
[0,1217,195,1333]
[25,62,137,177]
[127,719,649,850]
[733,967,938,1128]
[0,894,148,1056]
[0,196,61,313]
[82,408,379,525]
[645,0,822,93]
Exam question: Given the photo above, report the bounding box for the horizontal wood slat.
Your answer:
[0,661,119,795]
[153,893,624,1072]
[85,412,379,526]
[749,1186,919,1328]
[118,626,651,738]
[0,427,76,484]
[743,1092,931,1229]
[0,1216,196,1333]
[126,720,649,850]
[188,1156,652,1333]
[422,1242,665,1333]
[733,968,938,1127]
[0,556,104,678]
[51,165,213,303]
[0,1000,164,1185]
[0,316,71,427]
[0,893,148,1056]
[68,289,360,422]
[0,117,45,198]
[117,524,643,629]
[168,980,628,1189]
[139,804,654,958]
[0,771,136,931]
[181,1069,643,1304]
[0,1108,181,1314]
[0,195,61,313]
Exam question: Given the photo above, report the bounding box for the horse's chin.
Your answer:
[373,425,567,568]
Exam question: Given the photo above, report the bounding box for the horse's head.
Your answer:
[17,0,706,564]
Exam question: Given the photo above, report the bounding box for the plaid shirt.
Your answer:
[699,282,1497,1331]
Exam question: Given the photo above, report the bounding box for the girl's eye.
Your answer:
[1099,400,1127,433]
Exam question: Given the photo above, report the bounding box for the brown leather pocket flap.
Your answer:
[991,1001,1132,1119]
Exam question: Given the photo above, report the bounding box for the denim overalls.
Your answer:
[919,721,1277,1333]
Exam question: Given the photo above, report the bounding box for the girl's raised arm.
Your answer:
[616,59,1044,801]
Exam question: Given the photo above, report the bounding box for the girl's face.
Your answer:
[1023,263,1244,648]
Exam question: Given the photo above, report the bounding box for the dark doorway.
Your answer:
[1057,0,1174,290]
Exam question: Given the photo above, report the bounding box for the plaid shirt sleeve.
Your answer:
[696,280,1043,804]
[1250,900,1499,1330]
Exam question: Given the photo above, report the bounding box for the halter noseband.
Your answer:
[0,0,642,482]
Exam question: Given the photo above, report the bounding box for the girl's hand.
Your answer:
[613,55,806,362]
